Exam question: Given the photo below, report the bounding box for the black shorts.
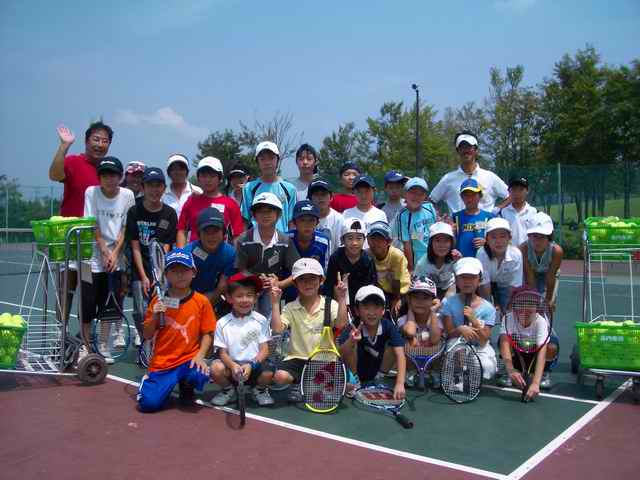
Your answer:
[80,272,123,324]
[214,359,275,387]
[277,358,307,383]
[511,350,536,373]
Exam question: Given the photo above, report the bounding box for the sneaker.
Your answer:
[178,380,195,405]
[134,331,142,347]
[540,372,553,390]
[287,383,303,403]
[77,345,89,362]
[496,375,513,388]
[451,381,464,393]
[430,372,441,390]
[211,386,237,406]
[114,330,126,348]
[405,373,416,388]
[253,387,275,406]
[98,343,115,364]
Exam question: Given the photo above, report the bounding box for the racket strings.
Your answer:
[302,353,345,410]
[441,345,482,403]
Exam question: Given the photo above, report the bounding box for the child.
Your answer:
[330,161,360,213]
[241,141,297,232]
[289,200,330,271]
[377,170,407,225]
[126,167,177,364]
[343,174,387,249]
[122,161,145,198]
[162,153,202,219]
[338,285,406,399]
[366,220,410,317]
[393,177,437,273]
[137,248,215,412]
[177,157,244,246]
[210,273,275,407]
[440,257,498,380]
[291,143,319,201]
[453,178,494,258]
[307,178,344,256]
[414,222,457,299]
[323,218,378,313]
[235,192,300,319]
[82,157,135,362]
[226,164,250,207]
[270,258,349,402]
[496,177,537,248]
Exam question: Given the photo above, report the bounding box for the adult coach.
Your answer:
[430,131,509,214]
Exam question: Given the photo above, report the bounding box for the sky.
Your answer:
[0,0,638,189]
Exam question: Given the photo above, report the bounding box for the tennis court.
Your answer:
[1,245,638,479]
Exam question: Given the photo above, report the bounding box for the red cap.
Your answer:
[227,272,263,293]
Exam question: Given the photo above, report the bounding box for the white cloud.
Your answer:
[115,107,208,140]
[494,0,537,14]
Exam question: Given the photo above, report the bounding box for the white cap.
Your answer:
[291,258,324,279]
[527,212,554,236]
[341,217,367,238]
[455,134,478,148]
[251,192,283,211]
[404,177,429,192]
[485,217,512,236]
[355,285,386,304]
[454,257,483,276]
[429,222,455,239]
[197,156,224,175]
[167,153,189,169]
[255,141,280,158]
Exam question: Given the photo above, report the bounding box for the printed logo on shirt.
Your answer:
[240,328,260,348]
[158,219,170,230]
[192,246,208,261]
[212,203,225,214]
[267,250,280,268]
[137,221,157,246]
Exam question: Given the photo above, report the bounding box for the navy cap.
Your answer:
[293,200,320,220]
[339,161,361,176]
[97,157,123,175]
[384,170,407,184]
[353,174,376,189]
[367,221,392,240]
[143,167,166,184]
[509,177,529,189]
[197,207,225,231]
[165,248,195,271]
[307,179,332,197]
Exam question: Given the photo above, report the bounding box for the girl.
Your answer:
[414,222,457,299]
[226,164,249,207]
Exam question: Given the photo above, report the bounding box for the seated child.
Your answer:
[137,248,215,412]
[414,222,457,299]
[210,273,275,407]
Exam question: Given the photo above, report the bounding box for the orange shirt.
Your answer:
[144,291,216,372]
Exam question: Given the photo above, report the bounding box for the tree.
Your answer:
[317,122,371,184]
[196,129,256,177]
[440,102,490,168]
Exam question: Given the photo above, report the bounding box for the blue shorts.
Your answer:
[137,359,210,413]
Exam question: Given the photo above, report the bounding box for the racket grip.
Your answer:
[158,312,165,329]
[396,414,414,429]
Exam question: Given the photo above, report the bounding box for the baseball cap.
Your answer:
[143,167,166,184]
[227,272,263,293]
[197,207,225,231]
[509,177,529,189]
[291,258,324,279]
[126,161,145,174]
[384,170,406,184]
[355,285,386,304]
[97,157,123,175]
[352,174,376,189]
[408,276,437,296]
[527,212,554,236]
[454,257,483,276]
[339,161,361,175]
[293,200,320,220]
[367,221,392,240]
[228,164,248,177]
[460,178,483,194]
[197,156,224,175]
[405,177,429,192]
[342,218,367,238]
[165,248,196,271]
[485,217,512,236]
[255,141,280,158]
[167,153,189,170]
[429,222,455,239]
[251,192,283,211]
[307,179,332,197]
[455,133,479,148]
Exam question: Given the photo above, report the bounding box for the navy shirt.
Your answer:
[185,240,236,293]
[288,229,330,272]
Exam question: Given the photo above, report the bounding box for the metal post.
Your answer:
[557,163,562,245]
[412,84,421,176]
[5,183,8,243]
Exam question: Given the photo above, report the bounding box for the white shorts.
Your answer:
[446,338,497,380]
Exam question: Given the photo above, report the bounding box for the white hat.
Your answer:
[255,141,280,158]
[454,257,483,276]
[341,218,367,238]
[527,212,554,236]
[455,134,478,148]
[408,276,437,296]
[355,285,386,304]
[291,258,324,279]
[485,217,512,236]
[197,156,224,175]
[167,153,189,169]
[251,192,283,211]
[429,222,455,239]
[404,177,429,192]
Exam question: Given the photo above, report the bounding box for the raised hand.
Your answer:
[57,125,75,146]
[334,272,349,302]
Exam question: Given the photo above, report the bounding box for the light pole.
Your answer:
[411,84,420,176]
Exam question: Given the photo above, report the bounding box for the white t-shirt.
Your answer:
[499,312,549,348]
[343,205,388,249]
[430,165,509,213]
[477,245,523,288]
[214,311,271,363]
[290,177,312,202]
[318,208,344,255]
[495,203,537,248]
[162,181,202,219]
[84,186,135,273]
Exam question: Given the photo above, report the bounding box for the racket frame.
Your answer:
[405,340,446,390]
[352,384,413,429]
[92,271,130,361]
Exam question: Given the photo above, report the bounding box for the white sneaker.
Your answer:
[211,387,237,406]
[114,330,126,348]
[134,331,142,347]
[253,387,275,406]
[78,345,89,361]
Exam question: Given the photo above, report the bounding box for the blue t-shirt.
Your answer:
[240,178,297,233]
[288,229,330,272]
[440,294,496,329]
[393,202,437,266]
[185,240,236,294]
[452,209,494,258]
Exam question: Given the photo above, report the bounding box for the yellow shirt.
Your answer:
[370,245,410,295]
[281,296,339,360]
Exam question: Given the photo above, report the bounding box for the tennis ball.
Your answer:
[0,313,12,326]
[11,315,25,328]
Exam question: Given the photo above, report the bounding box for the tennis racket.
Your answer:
[234,368,247,427]
[300,295,346,413]
[267,330,290,391]
[93,271,130,362]
[149,240,166,328]
[405,336,446,390]
[352,384,413,429]
[504,289,552,403]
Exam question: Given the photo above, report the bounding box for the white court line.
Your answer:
[483,384,599,405]
[506,380,630,480]
[106,373,508,480]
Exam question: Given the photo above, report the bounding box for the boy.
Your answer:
[210,273,275,407]
[162,153,202,219]
[241,141,297,232]
[496,177,538,248]
[343,174,387,249]
[226,163,249,206]
[307,178,344,256]
[291,144,319,201]
[126,167,177,364]
[338,285,406,399]
[330,161,360,213]
[270,258,349,401]
[393,177,437,272]
[366,221,410,317]
[82,157,135,362]
[453,178,494,258]
[235,192,300,319]
[377,170,407,225]
[289,200,330,271]
[137,248,214,412]
[177,157,244,246]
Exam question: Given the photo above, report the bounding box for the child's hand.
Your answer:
[349,324,362,343]
[451,249,462,261]
[508,369,526,389]
[430,298,441,314]
[141,276,151,296]
[241,363,252,380]
[463,306,477,323]
[459,325,479,342]
[391,298,402,317]
[153,300,167,314]
[472,238,486,249]
[270,284,282,304]
[259,274,272,290]
[190,355,210,376]
[334,272,349,302]
[393,382,406,401]
[525,382,540,400]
